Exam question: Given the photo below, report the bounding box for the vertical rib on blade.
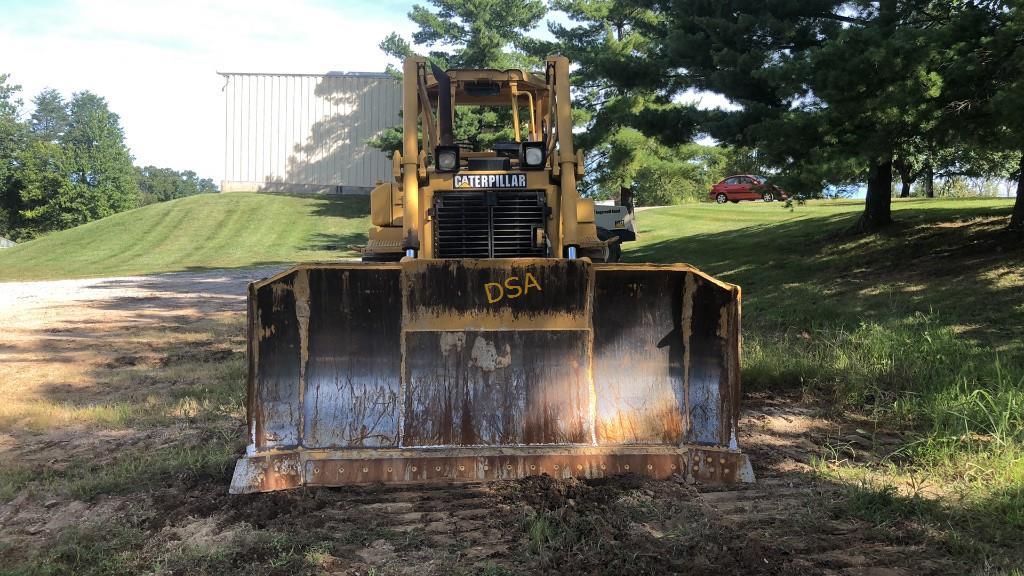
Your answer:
[591,265,740,448]
[233,260,750,493]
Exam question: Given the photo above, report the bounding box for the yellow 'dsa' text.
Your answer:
[484,273,542,304]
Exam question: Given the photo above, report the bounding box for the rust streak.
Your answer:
[294,269,310,447]
[585,265,597,446]
[680,274,696,446]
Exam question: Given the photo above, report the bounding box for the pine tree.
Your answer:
[591,0,977,231]
[947,2,1024,231]
[401,0,546,69]
[543,0,699,198]
[371,0,548,155]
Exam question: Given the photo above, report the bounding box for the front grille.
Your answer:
[433,190,547,258]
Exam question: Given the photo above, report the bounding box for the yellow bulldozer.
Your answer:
[230,56,752,493]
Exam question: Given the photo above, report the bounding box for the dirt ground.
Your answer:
[0,268,964,575]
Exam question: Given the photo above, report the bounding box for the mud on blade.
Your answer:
[232,259,751,493]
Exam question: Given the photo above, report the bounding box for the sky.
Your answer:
[1,0,419,183]
[0,0,731,185]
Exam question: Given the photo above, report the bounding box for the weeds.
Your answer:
[835,479,1024,569]
[525,515,555,554]
[0,520,336,576]
[0,522,150,576]
[842,481,941,526]
[0,466,54,502]
[70,439,239,499]
[0,436,240,503]
[785,315,1024,569]
[718,207,1024,572]
[746,312,1024,448]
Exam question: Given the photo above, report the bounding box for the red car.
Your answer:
[710,175,786,203]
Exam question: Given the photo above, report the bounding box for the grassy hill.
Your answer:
[633,198,1022,355]
[0,192,1021,566]
[0,193,370,281]
[0,192,1014,283]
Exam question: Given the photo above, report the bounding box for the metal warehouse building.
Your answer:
[219,72,401,194]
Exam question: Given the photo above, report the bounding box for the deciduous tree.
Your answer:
[0,74,25,236]
[15,91,139,235]
[29,88,68,143]
[135,165,217,204]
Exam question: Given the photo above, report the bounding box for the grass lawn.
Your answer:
[0,192,370,281]
[630,198,1021,355]
[628,197,1024,568]
[1,193,1022,572]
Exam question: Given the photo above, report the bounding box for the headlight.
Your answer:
[521,142,545,169]
[438,151,457,171]
[525,146,543,166]
[435,146,459,172]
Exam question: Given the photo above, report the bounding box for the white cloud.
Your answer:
[0,0,414,183]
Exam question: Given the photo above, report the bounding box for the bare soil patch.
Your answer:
[0,267,966,575]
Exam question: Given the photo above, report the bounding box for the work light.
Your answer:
[521,142,545,169]
[435,146,460,172]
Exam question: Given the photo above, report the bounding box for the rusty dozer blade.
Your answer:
[231,259,753,493]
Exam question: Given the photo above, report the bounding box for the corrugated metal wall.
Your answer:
[221,72,400,193]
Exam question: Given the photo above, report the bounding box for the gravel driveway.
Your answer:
[0,266,286,326]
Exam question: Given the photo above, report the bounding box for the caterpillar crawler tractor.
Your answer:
[230,57,753,493]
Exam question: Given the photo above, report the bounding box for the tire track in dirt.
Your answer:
[693,396,957,576]
[162,481,521,573]
[699,479,950,575]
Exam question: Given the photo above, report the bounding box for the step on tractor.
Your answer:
[230,56,752,493]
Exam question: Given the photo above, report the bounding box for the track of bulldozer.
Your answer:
[197,468,952,575]
[697,481,952,575]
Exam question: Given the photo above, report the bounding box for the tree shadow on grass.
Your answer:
[302,193,370,219]
[303,231,368,252]
[293,193,370,255]
[253,190,370,218]
[625,203,1024,349]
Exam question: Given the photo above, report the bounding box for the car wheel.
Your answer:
[715,193,728,204]
[763,191,775,202]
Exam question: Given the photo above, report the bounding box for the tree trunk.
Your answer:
[1010,153,1024,233]
[924,164,934,198]
[619,186,635,214]
[851,154,894,233]
[894,158,912,198]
